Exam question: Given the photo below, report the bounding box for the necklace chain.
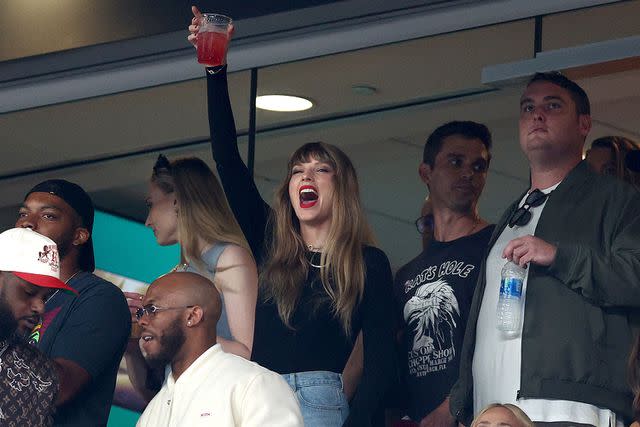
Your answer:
[45,270,82,304]
[308,253,325,269]
[306,244,325,268]
[172,262,190,272]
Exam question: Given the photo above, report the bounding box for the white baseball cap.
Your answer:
[0,228,77,294]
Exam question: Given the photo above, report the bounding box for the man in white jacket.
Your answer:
[136,272,303,427]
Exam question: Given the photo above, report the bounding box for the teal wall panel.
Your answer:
[93,210,179,283]
[107,406,140,427]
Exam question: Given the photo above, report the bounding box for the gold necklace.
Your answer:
[172,262,190,272]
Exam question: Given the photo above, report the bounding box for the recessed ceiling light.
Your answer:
[256,95,313,112]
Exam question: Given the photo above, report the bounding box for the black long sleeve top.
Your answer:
[206,66,397,427]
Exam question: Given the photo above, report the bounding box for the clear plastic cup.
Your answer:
[197,14,232,66]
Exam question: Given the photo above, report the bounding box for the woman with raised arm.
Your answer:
[188,6,396,427]
[124,155,258,400]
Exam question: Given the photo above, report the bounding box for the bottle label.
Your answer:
[500,277,522,297]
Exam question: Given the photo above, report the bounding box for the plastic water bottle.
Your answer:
[496,261,526,334]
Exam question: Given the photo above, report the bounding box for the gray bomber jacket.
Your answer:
[449,161,640,424]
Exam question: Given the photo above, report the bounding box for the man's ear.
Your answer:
[578,114,592,139]
[186,306,204,327]
[73,227,90,246]
[419,162,432,186]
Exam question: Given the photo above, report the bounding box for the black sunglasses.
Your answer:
[415,215,433,234]
[508,189,550,228]
[135,304,194,320]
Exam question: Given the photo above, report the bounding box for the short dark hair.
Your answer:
[527,72,591,115]
[422,121,492,166]
[26,180,95,272]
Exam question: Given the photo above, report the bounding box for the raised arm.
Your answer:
[344,247,397,427]
[206,68,271,261]
[189,6,271,262]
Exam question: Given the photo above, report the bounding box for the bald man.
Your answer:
[136,272,302,427]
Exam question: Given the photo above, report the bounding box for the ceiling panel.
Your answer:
[0,71,251,176]
[1,0,470,62]
[256,19,535,125]
[542,0,640,51]
[0,19,535,176]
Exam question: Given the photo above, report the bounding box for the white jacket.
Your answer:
[137,344,303,427]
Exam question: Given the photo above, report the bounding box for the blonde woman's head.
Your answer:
[470,404,534,427]
[147,154,250,265]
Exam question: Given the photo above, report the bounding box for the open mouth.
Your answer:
[140,332,155,346]
[299,185,319,208]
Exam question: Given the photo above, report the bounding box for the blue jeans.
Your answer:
[282,371,349,427]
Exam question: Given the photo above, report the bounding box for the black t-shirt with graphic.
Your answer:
[0,338,59,426]
[393,225,494,421]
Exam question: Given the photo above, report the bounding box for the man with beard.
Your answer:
[393,121,494,427]
[16,179,131,426]
[0,227,79,426]
[136,272,303,427]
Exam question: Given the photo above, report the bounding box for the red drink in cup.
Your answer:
[197,14,232,66]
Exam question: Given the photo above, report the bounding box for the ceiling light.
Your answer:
[256,95,313,112]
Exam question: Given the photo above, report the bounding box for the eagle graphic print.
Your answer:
[404,278,460,377]
[392,225,494,420]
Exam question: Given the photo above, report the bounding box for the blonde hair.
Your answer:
[471,404,534,427]
[260,142,375,335]
[151,155,251,270]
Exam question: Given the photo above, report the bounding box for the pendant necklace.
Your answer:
[307,244,325,268]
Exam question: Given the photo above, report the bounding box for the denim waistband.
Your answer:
[281,370,343,389]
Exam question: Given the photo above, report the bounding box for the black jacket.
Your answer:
[450,161,640,424]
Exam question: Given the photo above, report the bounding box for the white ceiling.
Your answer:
[0,1,639,270]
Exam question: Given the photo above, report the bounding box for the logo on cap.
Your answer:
[38,245,59,272]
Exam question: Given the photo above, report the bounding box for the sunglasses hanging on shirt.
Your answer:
[507,189,550,228]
